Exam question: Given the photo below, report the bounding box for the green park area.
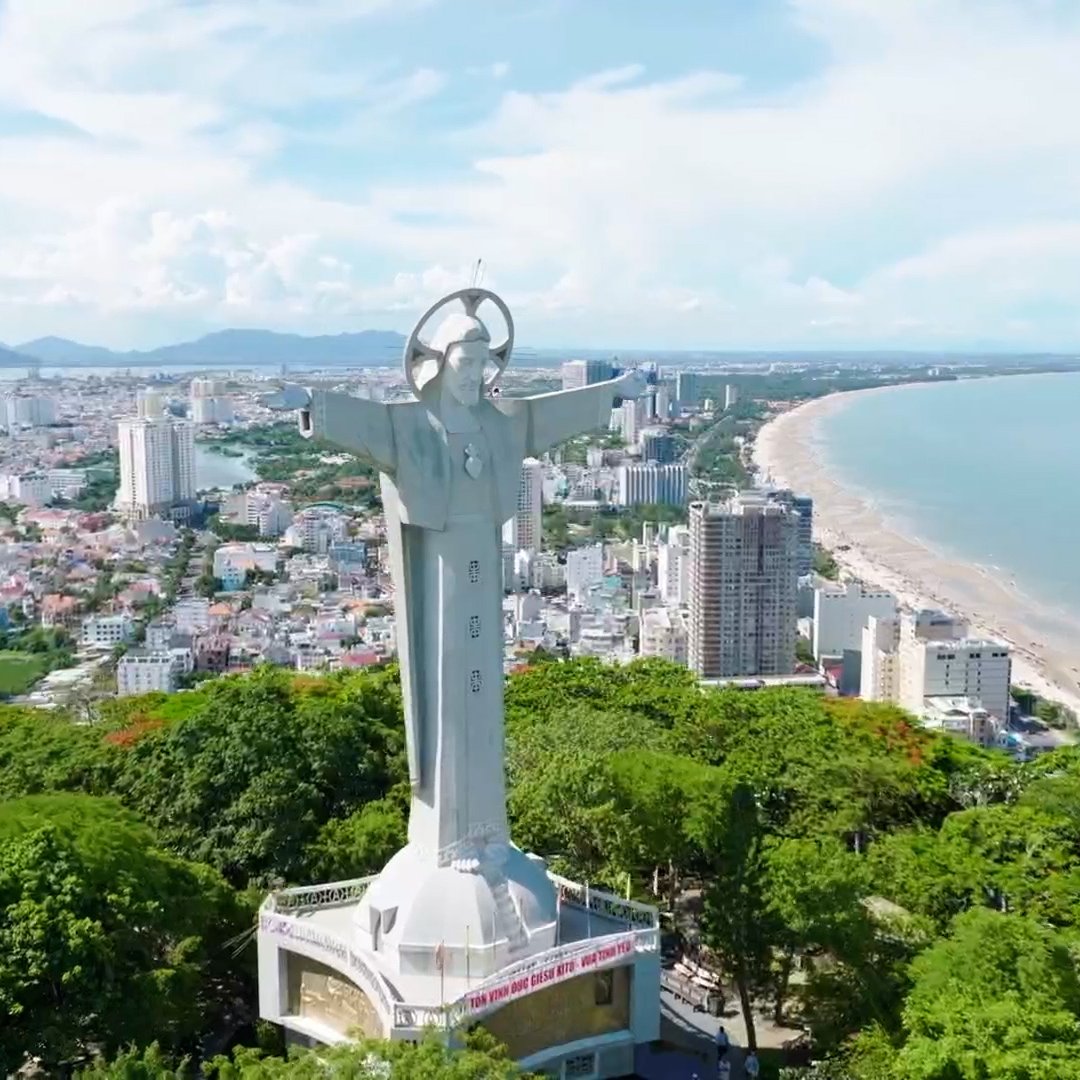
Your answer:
[0,651,47,695]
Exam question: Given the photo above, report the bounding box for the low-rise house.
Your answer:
[117,650,184,696]
[80,613,135,648]
[40,593,81,629]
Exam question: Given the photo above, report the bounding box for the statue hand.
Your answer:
[260,384,311,411]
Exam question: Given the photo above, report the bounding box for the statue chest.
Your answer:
[444,431,500,515]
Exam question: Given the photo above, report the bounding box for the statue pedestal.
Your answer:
[352,841,558,981]
[257,866,661,1078]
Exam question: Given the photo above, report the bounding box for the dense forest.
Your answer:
[3,659,1080,1077]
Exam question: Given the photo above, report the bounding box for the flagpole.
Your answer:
[555,884,562,946]
[586,881,592,938]
[437,939,446,1037]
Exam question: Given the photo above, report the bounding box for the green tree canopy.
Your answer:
[78,1032,530,1079]
[0,794,243,1075]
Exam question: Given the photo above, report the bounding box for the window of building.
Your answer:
[470,670,482,692]
[468,614,481,638]
[468,559,480,584]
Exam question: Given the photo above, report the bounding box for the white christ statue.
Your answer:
[267,289,646,977]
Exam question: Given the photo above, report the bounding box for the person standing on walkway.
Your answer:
[714,1025,730,1062]
[744,1050,760,1078]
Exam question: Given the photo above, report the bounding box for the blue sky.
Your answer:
[1,0,1079,350]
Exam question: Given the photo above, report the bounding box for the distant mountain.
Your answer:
[0,343,33,367]
[14,328,407,368]
[15,336,122,365]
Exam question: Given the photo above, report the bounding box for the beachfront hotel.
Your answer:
[861,611,1011,743]
[687,492,799,679]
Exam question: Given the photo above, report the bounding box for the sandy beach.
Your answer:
[753,385,1080,719]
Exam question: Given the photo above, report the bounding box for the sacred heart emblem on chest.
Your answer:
[464,443,484,479]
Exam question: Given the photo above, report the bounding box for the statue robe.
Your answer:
[303,378,626,861]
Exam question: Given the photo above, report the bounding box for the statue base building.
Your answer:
[257,858,661,1078]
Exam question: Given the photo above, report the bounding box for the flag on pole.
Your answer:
[435,940,445,972]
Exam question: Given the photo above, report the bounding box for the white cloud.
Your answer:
[2,0,1080,347]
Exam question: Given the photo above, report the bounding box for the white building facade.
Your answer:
[81,613,135,648]
[615,463,687,508]
[639,607,688,665]
[566,543,605,601]
[502,457,543,554]
[657,525,690,607]
[813,581,898,661]
[117,650,183,696]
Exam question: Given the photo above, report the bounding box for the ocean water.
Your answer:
[818,372,1080,624]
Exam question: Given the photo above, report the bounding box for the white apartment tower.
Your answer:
[560,358,614,391]
[502,457,543,554]
[813,580,898,661]
[658,524,691,606]
[190,377,234,424]
[117,391,195,520]
[616,463,688,508]
[2,393,56,429]
[688,493,799,679]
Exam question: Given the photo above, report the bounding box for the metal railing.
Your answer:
[549,873,661,930]
[265,876,377,913]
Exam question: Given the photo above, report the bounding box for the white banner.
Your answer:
[462,933,636,1016]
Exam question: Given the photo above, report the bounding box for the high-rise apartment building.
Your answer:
[2,393,56,429]
[723,384,739,411]
[654,383,672,420]
[560,358,614,391]
[658,524,691,606]
[117,391,195,520]
[641,428,677,464]
[762,489,814,577]
[617,398,646,445]
[502,457,543,553]
[190,377,234,424]
[688,493,799,679]
[615,463,687,507]
[675,371,703,407]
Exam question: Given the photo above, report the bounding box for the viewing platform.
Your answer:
[258,871,661,1077]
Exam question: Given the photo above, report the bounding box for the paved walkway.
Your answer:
[634,980,804,1079]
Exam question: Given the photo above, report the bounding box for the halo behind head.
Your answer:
[403,288,514,400]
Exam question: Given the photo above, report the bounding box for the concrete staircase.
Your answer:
[481,864,530,953]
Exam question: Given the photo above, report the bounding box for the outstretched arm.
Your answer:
[263,386,396,473]
[494,370,648,456]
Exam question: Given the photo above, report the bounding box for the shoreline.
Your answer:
[753,384,1080,720]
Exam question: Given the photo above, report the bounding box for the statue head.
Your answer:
[428,313,490,407]
[403,288,514,404]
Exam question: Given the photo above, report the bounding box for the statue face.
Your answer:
[442,339,488,406]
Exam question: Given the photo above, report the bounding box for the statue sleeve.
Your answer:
[496,380,620,455]
[302,390,396,473]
